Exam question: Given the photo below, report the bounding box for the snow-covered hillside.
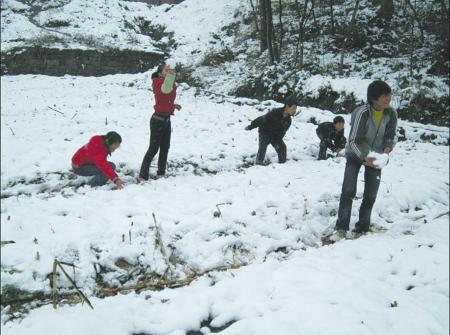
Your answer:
[1,0,245,62]
[1,72,449,334]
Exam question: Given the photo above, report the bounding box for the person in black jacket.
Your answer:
[245,96,299,165]
[316,116,347,160]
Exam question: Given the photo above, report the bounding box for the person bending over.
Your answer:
[72,131,125,189]
[245,96,299,165]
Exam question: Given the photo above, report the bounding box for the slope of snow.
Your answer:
[1,72,448,334]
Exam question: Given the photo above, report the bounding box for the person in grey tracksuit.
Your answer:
[334,80,398,235]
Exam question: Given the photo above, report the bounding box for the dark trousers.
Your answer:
[335,156,381,231]
[256,132,287,164]
[318,140,331,160]
[73,162,116,187]
[316,130,333,160]
[139,115,171,179]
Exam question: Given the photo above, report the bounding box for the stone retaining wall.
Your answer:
[1,47,164,76]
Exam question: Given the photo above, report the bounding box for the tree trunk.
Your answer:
[259,0,268,52]
[249,0,261,42]
[329,0,335,34]
[263,0,274,63]
[339,0,360,74]
[278,0,284,54]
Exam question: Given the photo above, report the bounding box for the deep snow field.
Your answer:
[1,72,449,335]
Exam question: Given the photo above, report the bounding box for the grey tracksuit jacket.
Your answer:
[346,104,398,161]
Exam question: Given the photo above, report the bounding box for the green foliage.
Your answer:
[174,65,203,88]
[43,19,71,28]
[397,91,449,127]
[201,47,235,66]
[136,18,177,54]
[29,34,66,47]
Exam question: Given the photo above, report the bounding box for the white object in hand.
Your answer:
[367,151,389,169]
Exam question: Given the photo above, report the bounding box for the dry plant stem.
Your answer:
[56,261,94,309]
[52,259,58,309]
[152,212,172,279]
[52,259,94,310]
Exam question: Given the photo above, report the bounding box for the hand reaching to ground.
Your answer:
[114,178,125,189]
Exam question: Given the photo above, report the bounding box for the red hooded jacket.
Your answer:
[152,77,177,116]
[71,135,118,180]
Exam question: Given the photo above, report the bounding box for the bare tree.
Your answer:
[329,0,335,35]
[259,0,268,52]
[338,0,360,74]
[278,0,284,53]
[249,0,261,42]
[294,0,314,68]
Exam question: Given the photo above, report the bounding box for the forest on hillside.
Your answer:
[202,0,449,126]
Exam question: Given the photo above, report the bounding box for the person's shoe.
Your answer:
[329,229,347,242]
[137,175,148,183]
[351,228,368,239]
[322,229,347,245]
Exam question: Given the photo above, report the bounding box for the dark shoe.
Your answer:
[351,228,368,239]
[138,174,149,181]
[322,229,347,245]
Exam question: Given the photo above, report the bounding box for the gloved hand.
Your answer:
[245,125,252,131]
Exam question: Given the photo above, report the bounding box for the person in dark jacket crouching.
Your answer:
[245,96,299,165]
[326,80,397,243]
[316,116,346,160]
[72,131,125,189]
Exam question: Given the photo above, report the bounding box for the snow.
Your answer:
[1,0,449,334]
[1,71,449,335]
[1,0,247,58]
[148,0,247,65]
[368,151,390,169]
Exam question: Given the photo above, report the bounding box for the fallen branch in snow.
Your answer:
[9,127,15,135]
[433,211,449,220]
[100,262,245,295]
[1,240,16,247]
[47,106,64,115]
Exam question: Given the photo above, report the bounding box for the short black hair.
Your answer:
[104,131,122,146]
[284,95,298,107]
[333,116,345,124]
[151,63,166,79]
[367,80,391,104]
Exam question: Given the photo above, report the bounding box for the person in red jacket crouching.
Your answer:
[138,62,182,181]
[72,131,125,189]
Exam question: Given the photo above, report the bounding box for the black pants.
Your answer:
[139,115,171,179]
[316,130,333,160]
[335,156,381,231]
[318,140,332,160]
[256,132,287,164]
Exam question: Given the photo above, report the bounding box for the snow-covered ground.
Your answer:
[1,0,449,334]
[1,72,449,334]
